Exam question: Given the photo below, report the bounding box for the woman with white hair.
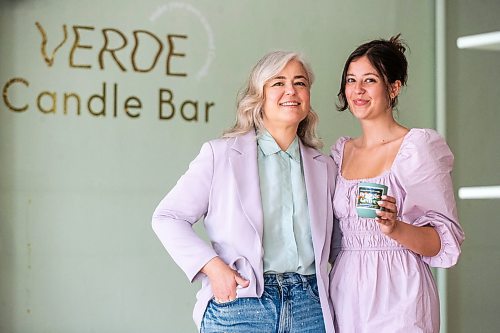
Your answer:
[152,50,337,332]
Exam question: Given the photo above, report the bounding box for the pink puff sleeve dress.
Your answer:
[329,128,465,333]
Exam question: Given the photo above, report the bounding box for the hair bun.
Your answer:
[389,33,407,54]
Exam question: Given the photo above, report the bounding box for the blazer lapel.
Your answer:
[229,131,264,237]
[300,141,328,261]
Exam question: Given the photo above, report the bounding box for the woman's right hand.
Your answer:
[201,256,250,303]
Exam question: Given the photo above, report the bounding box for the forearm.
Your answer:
[152,215,217,281]
[388,222,441,257]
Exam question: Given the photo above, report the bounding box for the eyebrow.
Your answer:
[272,75,308,81]
[347,72,380,77]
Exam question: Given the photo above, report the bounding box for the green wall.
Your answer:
[0,1,436,332]
[447,1,500,332]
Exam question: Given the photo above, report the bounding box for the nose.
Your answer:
[354,81,365,94]
[285,83,296,95]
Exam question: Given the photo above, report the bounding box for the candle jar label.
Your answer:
[356,182,388,218]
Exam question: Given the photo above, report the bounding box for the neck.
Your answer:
[264,125,298,151]
[359,118,406,147]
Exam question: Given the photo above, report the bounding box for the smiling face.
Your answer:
[262,59,310,132]
[345,55,400,120]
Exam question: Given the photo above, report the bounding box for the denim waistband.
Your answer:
[263,272,316,286]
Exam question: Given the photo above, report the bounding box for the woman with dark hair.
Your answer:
[329,35,465,332]
[153,51,336,332]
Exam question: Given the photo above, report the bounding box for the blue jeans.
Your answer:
[200,272,326,333]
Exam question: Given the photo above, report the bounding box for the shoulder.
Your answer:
[330,136,351,166]
[395,128,454,175]
[300,144,337,189]
[404,128,445,145]
[299,142,335,166]
[193,137,234,163]
[194,132,258,165]
[205,136,234,149]
[400,128,453,158]
[310,147,336,168]
[206,131,256,150]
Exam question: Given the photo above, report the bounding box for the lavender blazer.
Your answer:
[152,131,337,332]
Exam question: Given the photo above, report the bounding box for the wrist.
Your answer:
[387,219,401,238]
[201,256,223,276]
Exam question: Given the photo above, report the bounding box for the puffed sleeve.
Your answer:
[330,136,349,168]
[393,129,465,268]
[152,142,218,282]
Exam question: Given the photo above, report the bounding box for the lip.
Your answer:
[352,98,368,106]
[279,101,301,106]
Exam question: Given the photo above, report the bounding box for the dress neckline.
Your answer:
[338,128,414,183]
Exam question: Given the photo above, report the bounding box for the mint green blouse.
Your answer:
[257,132,315,275]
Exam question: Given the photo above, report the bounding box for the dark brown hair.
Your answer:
[337,34,408,111]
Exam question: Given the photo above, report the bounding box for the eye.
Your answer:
[294,81,308,87]
[271,81,284,87]
[365,77,377,83]
[346,77,355,83]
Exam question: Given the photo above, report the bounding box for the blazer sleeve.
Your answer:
[152,142,218,282]
[327,156,340,266]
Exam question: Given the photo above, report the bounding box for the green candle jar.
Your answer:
[356,182,388,218]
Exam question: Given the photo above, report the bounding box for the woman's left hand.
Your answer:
[376,195,399,235]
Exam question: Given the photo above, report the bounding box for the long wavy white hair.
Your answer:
[223,50,322,149]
